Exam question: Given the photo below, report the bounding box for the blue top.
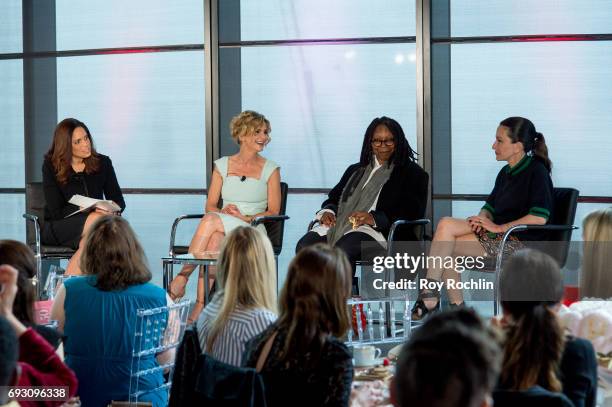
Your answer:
[63,276,168,407]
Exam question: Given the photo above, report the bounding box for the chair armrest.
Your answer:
[493,224,578,315]
[169,214,204,256]
[251,215,289,227]
[23,213,42,257]
[387,219,431,256]
[496,224,577,265]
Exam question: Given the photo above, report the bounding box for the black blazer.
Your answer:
[560,336,598,407]
[42,154,126,220]
[321,160,429,242]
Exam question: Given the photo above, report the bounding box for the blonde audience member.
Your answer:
[581,207,612,299]
[197,226,277,366]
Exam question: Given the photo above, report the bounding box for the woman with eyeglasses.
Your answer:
[295,116,429,275]
[169,110,281,322]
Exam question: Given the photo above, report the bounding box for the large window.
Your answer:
[451,42,612,197]
[56,0,204,50]
[57,51,206,189]
[220,0,418,283]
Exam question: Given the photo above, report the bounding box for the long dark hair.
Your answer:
[359,116,417,167]
[45,118,100,185]
[499,116,552,173]
[499,249,565,392]
[0,240,37,324]
[81,216,152,291]
[275,244,351,364]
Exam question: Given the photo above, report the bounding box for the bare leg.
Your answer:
[65,211,106,276]
[169,213,224,300]
[189,231,224,322]
[421,217,485,309]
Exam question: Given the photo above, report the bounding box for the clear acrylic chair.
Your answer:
[346,297,412,346]
[128,299,191,404]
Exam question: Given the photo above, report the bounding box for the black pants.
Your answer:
[295,231,384,275]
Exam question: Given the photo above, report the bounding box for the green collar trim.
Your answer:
[505,155,532,176]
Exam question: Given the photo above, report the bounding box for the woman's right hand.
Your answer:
[320,212,336,226]
[467,216,482,233]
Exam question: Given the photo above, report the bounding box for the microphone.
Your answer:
[240,176,246,182]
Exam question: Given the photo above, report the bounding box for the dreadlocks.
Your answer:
[358,116,417,167]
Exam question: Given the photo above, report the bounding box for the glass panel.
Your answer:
[0,60,25,188]
[122,193,206,289]
[0,0,22,53]
[56,0,204,50]
[57,51,205,188]
[451,42,612,197]
[0,194,26,242]
[226,0,415,42]
[231,43,417,188]
[451,0,612,37]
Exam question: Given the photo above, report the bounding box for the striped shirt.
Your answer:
[196,293,276,366]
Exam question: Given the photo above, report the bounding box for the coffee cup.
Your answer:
[353,345,382,366]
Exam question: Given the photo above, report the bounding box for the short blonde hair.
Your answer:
[206,226,277,352]
[581,207,612,298]
[229,110,271,145]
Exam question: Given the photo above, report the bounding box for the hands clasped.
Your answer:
[467,216,502,234]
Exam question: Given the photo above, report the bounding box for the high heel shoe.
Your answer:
[411,279,441,321]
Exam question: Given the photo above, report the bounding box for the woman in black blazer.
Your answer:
[296,116,429,274]
[42,118,125,275]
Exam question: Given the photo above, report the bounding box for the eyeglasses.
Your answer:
[371,139,395,147]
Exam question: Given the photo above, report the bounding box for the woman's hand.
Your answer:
[320,212,336,227]
[468,216,503,234]
[348,211,375,229]
[221,204,240,216]
[221,204,251,222]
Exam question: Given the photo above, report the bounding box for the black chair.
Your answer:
[493,387,574,407]
[23,182,76,298]
[167,182,289,291]
[489,187,580,314]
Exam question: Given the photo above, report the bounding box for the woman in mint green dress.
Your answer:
[169,110,281,321]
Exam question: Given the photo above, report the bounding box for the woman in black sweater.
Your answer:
[296,116,429,272]
[243,244,354,407]
[42,118,125,275]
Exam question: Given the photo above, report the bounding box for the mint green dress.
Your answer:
[214,156,279,235]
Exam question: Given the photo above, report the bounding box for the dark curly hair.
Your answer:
[359,116,417,167]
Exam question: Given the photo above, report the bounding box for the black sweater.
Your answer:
[42,154,126,220]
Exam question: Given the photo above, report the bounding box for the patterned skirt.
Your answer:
[476,229,524,258]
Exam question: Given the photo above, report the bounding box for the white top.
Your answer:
[196,293,277,366]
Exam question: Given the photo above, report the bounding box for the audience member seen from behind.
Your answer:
[580,207,612,299]
[42,118,125,275]
[413,117,554,320]
[296,116,428,275]
[169,110,281,322]
[0,265,78,407]
[50,216,173,407]
[0,240,61,349]
[197,226,277,366]
[391,308,501,407]
[498,249,597,407]
[243,243,354,406]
